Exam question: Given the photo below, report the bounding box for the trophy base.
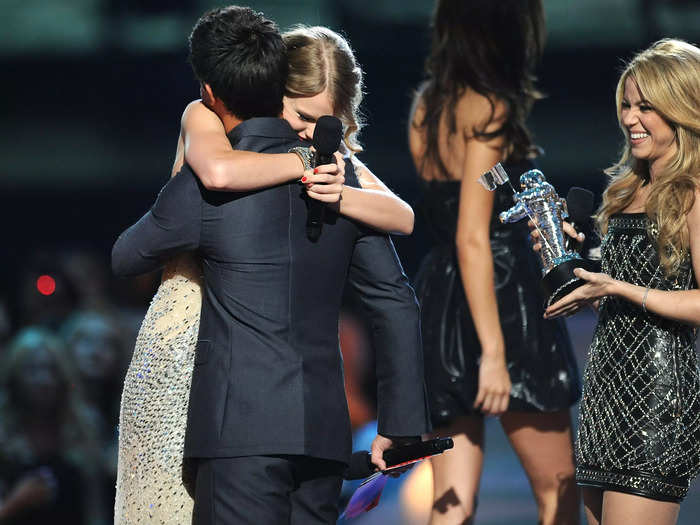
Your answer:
[542,258,598,309]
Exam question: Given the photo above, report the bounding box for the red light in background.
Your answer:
[37,275,56,296]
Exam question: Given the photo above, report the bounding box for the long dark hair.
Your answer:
[414,0,545,178]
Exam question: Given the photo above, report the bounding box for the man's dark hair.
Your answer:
[188,6,287,119]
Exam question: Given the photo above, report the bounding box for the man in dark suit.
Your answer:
[112,6,430,524]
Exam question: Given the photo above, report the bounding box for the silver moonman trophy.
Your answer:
[478,163,596,308]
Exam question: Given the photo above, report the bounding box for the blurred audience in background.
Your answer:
[0,248,384,524]
[0,247,155,525]
[0,327,100,524]
[62,310,127,518]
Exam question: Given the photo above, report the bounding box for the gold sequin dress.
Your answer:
[114,254,202,523]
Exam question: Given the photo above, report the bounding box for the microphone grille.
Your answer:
[312,116,343,155]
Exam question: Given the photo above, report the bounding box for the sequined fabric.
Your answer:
[414,160,581,427]
[576,213,700,502]
[114,253,201,523]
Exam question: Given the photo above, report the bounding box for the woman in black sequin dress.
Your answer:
[408,1,581,523]
[540,40,700,525]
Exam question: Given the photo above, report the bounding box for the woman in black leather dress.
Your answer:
[408,1,581,523]
[538,40,700,525]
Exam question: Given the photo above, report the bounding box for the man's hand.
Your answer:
[369,434,420,477]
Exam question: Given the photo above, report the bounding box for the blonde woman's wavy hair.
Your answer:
[283,26,364,153]
[596,39,700,276]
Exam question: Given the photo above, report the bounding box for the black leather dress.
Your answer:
[576,213,700,502]
[414,159,581,428]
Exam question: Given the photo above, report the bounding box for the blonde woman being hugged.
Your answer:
[176,25,414,237]
[114,20,414,525]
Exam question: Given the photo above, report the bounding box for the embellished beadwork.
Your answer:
[114,254,202,523]
[575,213,700,501]
[576,466,687,501]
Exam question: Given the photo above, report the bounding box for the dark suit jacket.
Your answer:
[112,118,430,464]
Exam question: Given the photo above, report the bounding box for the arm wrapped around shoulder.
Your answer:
[112,168,202,277]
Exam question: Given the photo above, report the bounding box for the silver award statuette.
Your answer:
[478,163,596,308]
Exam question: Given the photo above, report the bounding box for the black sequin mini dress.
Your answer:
[414,160,581,428]
[576,213,700,502]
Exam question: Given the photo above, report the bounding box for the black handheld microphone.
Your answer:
[307,115,343,241]
[565,187,594,252]
[343,437,454,480]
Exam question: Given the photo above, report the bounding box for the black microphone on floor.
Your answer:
[343,437,454,480]
[307,115,343,241]
[565,187,594,253]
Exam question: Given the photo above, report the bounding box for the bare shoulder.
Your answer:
[686,185,700,234]
[408,90,427,164]
[350,154,368,173]
[409,90,426,127]
[455,89,508,136]
[408,90,426,141]
[686,186,700,276]
[350,155,378,187]
[181,99,204,120]
[180,99,221,129]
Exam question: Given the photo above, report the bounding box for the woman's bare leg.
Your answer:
[601,491,679,525]
[500,410,580,525]
[429,416,485,525]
